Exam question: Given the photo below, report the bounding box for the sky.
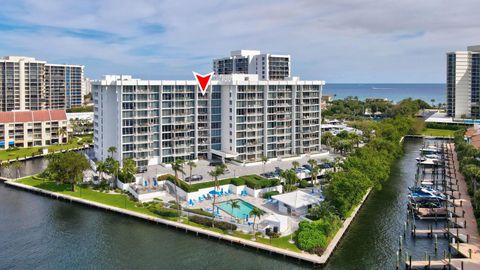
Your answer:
[0,0,479,83]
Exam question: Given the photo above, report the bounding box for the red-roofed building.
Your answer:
[0,110,68,149]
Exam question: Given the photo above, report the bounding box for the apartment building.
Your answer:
[0,56,84,112]
[0,110,68,149]
[213,50,291,80]
[446,45,480,118]
[94,73,323,166]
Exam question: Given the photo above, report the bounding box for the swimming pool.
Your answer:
[217,199,255,219]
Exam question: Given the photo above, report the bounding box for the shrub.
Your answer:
[299,180,313,188]
[150,206,179,217]
[184,208,214,217]
[189,215,236,231]
[262,191,280,198]
[283,184,297,192]
[230,177,245,186]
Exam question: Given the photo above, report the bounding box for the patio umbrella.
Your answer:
[144,180,148,187]
[153,178,158,187]
[208,189,221,196]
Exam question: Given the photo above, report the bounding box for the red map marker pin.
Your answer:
[193,71,213,96]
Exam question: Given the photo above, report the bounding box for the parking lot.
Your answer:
[139,151,340,183]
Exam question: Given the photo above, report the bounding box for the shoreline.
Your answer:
[3,179,371,266]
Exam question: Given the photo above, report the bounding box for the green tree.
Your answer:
[229,200,240,229]
[280,169,299,192]
[209,164,227,227]
[187,160,197,185]
[57,127,67,143]
[119,158,136,183]
[171,159,185,219]
[107,146,117,158]
[95,160,107,181]
[249,207,265,240]
[292,161,300,170]
[43,152,90,191]
[105,156,120,188]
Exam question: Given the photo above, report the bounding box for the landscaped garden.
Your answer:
[0,134,93,161]
[15,175,300,251]
[160,173,280,192]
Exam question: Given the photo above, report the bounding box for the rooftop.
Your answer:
[272,190,321,209]
[0,110,67,124]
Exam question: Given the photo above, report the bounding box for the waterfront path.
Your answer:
[407,143,480,269]
[4,180,371,266]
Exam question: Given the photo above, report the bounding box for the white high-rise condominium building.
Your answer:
[0,56,84,112]
[446,45,480,118]
[214,50,290,80]
[94,52,323,167]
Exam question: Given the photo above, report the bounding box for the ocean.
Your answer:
[324,83,445,104]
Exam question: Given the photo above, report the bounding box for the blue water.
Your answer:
[324,83,445,103]
[217,199,255,219]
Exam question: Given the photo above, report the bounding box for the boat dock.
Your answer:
[405,143,480,269]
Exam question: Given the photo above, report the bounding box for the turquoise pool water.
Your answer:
[217,199,254,219]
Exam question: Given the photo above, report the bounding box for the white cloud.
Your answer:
[0,0,479,82]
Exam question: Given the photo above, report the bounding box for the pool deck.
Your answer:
[4,179,371,266]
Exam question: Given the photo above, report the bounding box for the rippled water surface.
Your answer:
[0,139,447,269]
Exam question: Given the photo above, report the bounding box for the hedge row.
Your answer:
[189,215,237,231]
[184,208,214,217]
[159,174,279,193]
[149,206,179,217]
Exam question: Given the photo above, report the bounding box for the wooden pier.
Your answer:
[406,143,480,269]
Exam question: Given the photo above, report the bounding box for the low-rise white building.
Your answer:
[272,190,322,216]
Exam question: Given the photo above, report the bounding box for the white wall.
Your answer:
[454,52,471,118]
[93,83,119,161]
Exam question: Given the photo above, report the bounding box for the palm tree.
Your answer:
[12,161,23,179]
[228,200,240,230]
[311,165,320,186]
[430,98,436,108]
[171,159,185,219]
[249,207,265,241]
[292,161,300,170]
[209,164,227,227]
[107,146,117,158]
[187,160,196,185]
[57,127,67,143]
[280,169,299,192]
[96,160,107,181]
[307,159,317,183]
[261,156,268,173]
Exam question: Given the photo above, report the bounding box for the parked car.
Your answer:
[185,174,203,182]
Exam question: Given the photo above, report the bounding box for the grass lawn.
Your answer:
[232,231,301,252]
[420,128,456,137]
[0,135,92,161]
[18,176,155,216]
[17,176,303,253]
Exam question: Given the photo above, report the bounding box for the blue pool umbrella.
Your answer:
[208,190,221,196]
[144,180,148,187]
[153,178,158,187]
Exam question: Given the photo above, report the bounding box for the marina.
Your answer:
[405,141,480,269]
